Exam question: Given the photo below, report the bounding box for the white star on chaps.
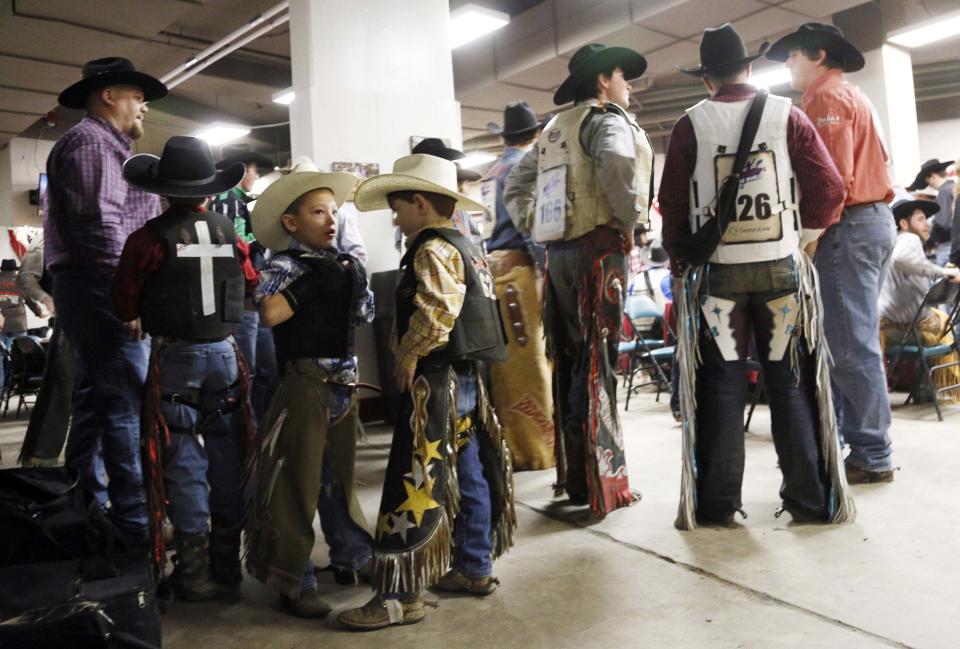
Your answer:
[176,221,234,316]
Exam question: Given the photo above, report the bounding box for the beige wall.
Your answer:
[0,137,55,228]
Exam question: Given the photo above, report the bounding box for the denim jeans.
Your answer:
[814,203,896,471]
[156,339,245,535]
[252,323,279,423]
[233,310,258,380]
[452,372,493,577]
[55,269,149,536]
[695,256,830,521]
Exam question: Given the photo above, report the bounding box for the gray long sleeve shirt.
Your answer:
[879,231,949,324]
[503,100,650,237]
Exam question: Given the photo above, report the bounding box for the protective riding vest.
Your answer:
[140,209,244,341]
[534,102,650,243]
[272,250,356,363]
[396,228,508,367]
[686,94,800,265]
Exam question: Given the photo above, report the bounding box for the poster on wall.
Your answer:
[331,162,379,179]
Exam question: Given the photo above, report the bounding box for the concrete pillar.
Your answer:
[846,44,920,188]
[287,0,462,403]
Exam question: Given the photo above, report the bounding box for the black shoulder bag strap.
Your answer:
[674,89,768,267]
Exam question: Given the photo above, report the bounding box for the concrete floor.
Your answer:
[1,388,956,649]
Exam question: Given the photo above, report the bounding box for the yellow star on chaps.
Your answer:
[395,479,440,527]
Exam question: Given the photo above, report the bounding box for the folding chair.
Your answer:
[886,278,960,421]
[3,336,45,418]
[623,294,674,411]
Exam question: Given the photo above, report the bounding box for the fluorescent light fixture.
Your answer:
[750,67,792,89]
[450,3,509,49]
[888,11,960,48]
[193,122,251,146]
[459,152,496,168]
[272,88,295,105]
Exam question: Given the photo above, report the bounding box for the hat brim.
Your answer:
[892,199,939,222]
[123,156,245,199]
[553,47,648,105]
[457,167,483,183]
[487,117,549,137]
[766,31,865,72]
[216,152,275,171]
[906,161,954,191]
[353,173,485,214]
[58,71,168,109]
[678,42,771,77]
[251,171,358,251]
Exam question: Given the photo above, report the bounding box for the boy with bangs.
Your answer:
[244,165,375,618]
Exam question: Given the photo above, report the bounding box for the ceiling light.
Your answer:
[888,11,960,48]
[459,152,497,168]
[450,3,509,49]
[272,88,295,105]
[193,122,251,146]
[750,67,792,89]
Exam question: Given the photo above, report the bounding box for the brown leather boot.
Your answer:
[170,532,226,602]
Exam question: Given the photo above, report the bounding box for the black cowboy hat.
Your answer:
[0,259,18,272]
[680,23,770,77]
[553,43,647,106]
[906,158,955,191]
[216,144,275,171]
[58,57,167,110]
[767,22,865,73]
[412,138,482,182]
[488,101,548,136]
[123,136,245,198]
[892,199,939,223]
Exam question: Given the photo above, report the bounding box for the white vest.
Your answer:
[687,94,799,265]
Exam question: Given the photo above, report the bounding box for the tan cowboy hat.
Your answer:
[353,154,484,213]
[251,161,357,251]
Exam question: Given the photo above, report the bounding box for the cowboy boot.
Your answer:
[170,532,226,602]
[209,523,243,593]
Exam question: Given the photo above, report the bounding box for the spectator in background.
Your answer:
[45,57,167,541]
[906,159,954,265]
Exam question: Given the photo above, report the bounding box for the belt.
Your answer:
[455,413,476,449]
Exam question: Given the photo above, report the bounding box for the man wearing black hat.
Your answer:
[481,101,554,471]
[209,145,276,424]
[504,43,654,516]
[111,136,258,600]
[411,137,486,246]
[905,159,954,264]
[769,23,898,484]
[45,57,167,540]
[659,24,852,529]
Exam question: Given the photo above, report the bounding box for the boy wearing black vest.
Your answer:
[338,154,516,631]
[244,166,375,618]
[112,136,258,601]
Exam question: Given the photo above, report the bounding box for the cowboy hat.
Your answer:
[891,199,939,223]
[679,23,770,77]
[59,57,167,109]
[123,136,244,198]
[906,158,954,192]
[487,101,548,136]
[353,154,485,213]
[766,22,865,73]
[554,43,647,106]
[216,144,275,171]
[411,138,482,182]
[251,163,357,251]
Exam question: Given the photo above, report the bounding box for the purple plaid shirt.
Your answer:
[44,116,160,275]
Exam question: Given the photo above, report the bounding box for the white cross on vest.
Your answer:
[176,221,234,316]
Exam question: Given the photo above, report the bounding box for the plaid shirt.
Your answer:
[256,239,374,378]
[44,116,160,275]
[394,221,466,371]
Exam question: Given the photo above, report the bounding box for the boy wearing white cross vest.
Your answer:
[111,136,259,601]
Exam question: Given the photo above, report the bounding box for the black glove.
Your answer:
[279,271,326,311]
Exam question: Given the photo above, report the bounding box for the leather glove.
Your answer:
[279,270,326,311]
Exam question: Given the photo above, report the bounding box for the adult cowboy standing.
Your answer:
[504,43,654,516]
[659,24,853,529]
[768,23,897,484]
[45,57,167,541]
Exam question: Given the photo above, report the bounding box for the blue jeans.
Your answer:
[814,203,896,471]
[453,372,492,578]
[157,339,245,535]
[252,323,279,423]
[55,269,149,536]
[233,310,258,380]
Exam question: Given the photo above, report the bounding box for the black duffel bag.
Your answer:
[0,600,158,649]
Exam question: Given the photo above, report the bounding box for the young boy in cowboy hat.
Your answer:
[243,164,376,618]
[503,42,654,516]
[338,154,515,631]
[111,136,258,601]
[411,137,485,246]
[767,23,898,484]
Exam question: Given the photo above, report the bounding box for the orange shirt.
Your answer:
[801,69,894,211]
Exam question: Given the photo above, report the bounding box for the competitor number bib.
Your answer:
[533,165,566,242]
[479,178,498,239]
[713,149,783,244]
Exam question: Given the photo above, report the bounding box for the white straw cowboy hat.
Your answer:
[251,160,357,251]
[353,154,485,213]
